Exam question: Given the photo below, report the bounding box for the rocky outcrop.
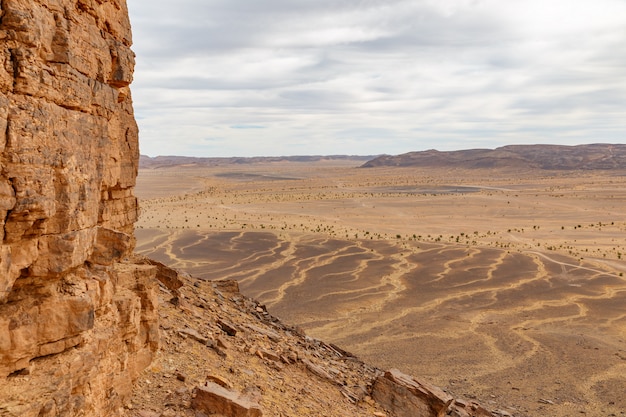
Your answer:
[192,383,263,417]
[372,369,493,417]
[124,271,499,417]
[0,1,157,415]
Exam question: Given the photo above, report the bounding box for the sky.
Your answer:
[128,0,626,157]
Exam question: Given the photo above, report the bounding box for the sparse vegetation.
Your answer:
[133,159,626,417]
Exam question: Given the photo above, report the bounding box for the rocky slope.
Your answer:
[1,1,158,415]
[361,144,626,170]
[123,260,497,417]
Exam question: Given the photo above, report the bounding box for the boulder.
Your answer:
[192,382,263,417]
[372,368,453,417]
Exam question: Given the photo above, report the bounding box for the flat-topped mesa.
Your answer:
[1,1,158,416]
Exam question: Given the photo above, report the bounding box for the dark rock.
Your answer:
[217,319,239,336]
[212,280,240,294]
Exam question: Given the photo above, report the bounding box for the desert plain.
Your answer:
[135,159,626,417]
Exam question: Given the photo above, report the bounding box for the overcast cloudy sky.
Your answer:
[128,0,626,157]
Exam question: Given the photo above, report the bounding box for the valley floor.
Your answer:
[136,161,626,416]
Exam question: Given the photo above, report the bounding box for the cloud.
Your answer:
[128,0,626,157]
[231,125,266,129]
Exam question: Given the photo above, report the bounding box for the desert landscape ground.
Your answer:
[135,158,626,417]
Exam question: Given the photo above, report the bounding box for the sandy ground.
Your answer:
[135,161,626,417]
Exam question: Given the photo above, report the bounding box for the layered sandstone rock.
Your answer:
[372,369,493,417]
[0,1,157,415]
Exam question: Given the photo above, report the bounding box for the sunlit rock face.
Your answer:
[0,1,158,415]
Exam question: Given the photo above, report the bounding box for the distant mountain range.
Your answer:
[139,154,375,168]
[140,144,626,171]
[361,144,626,170]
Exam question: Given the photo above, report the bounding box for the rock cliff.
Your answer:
[1,1,158,415]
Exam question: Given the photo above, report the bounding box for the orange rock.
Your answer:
[0,0,155,415]
[206,374,233,389]
[192,383,263,417]
[372,368,453,417]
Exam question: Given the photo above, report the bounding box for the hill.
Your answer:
[124,259,495,417]
[361,144,626,170]
[140,155,376,169]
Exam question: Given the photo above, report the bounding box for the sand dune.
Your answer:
[136,161,626,416]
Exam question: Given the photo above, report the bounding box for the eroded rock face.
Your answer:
[192,383,264,417]
[372,369,493,417]
[0,1,157,415]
